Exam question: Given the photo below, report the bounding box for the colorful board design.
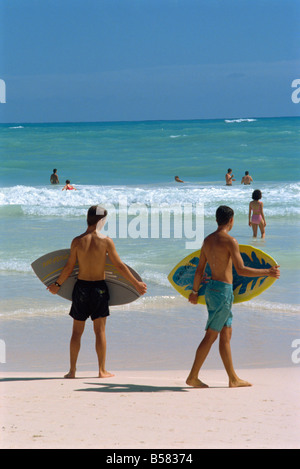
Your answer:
[168,245,277,304]
[31,249,142,306]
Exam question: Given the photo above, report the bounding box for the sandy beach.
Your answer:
[1,367,299,449]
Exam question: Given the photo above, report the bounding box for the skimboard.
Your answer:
[168,245,277,304]
[31,249,142,306]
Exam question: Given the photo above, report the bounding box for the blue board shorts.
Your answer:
[205,280,234,332]
[69,279,110,321]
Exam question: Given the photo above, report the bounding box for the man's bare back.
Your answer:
[48,226,147,296]
[241,175,253,185]
[74,232,108,281]
[202,230,234,284]
[189,214,280,305]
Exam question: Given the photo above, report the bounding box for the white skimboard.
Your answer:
[31,249,142,306]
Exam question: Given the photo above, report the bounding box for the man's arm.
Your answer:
[106,238,147,295]
[47,239,78,294]
[188,247,207,304]
[230,238,280,278]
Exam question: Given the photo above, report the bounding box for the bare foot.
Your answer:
[229,378,252,388]
[186,377,209,388]
[64,371,76,379]
[98,370,115,378]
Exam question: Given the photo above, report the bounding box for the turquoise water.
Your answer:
[1,117,299,186]
[0,117,299,371]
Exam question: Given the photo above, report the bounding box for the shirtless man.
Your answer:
[50,169,59,184]
[48,205,147,379]
[186,205,280,388]
[225,168,235,185]
[241,171,253,185]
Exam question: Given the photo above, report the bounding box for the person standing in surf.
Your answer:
[241,171,253,185]
[50,168,59,184]
[225,168,235,185]
[186,205,280,388]
[249,189,266,238]
[47,205,147,379]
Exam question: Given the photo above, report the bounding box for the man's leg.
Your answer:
[65,319,85,379]
[219,326,252,387]
[186,328,219,388]
[93,317,114,378]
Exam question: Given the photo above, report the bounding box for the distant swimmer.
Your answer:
[50,169,59,184]
[62,179,77,191]
[175,175,184,183]
[241,171,253,185]
[225,169,235,186]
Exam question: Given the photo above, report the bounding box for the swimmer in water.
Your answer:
[50,169,59,184]
[62,180,77,191]
[241,171,253,185]
[225,169,235,186]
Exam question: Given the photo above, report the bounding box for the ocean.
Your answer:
[0,117,299,372]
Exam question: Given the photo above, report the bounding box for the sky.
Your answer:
[0,0,299,123]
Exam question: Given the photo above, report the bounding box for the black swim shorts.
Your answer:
[69,279,110,321]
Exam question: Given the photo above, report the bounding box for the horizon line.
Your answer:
[0,115,298,126]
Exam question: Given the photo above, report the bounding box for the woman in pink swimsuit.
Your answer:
[249,189,266,238]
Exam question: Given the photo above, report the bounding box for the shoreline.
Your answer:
[1,301,299,373]
[1,367,299,449]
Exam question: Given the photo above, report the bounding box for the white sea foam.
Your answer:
[1,294,298,320]
[0,259,32,273]
[0,182,299,218]
[225,118,257,123]
[239,299,300,314]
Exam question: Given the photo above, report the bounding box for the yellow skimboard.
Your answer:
[168,245,277,304]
